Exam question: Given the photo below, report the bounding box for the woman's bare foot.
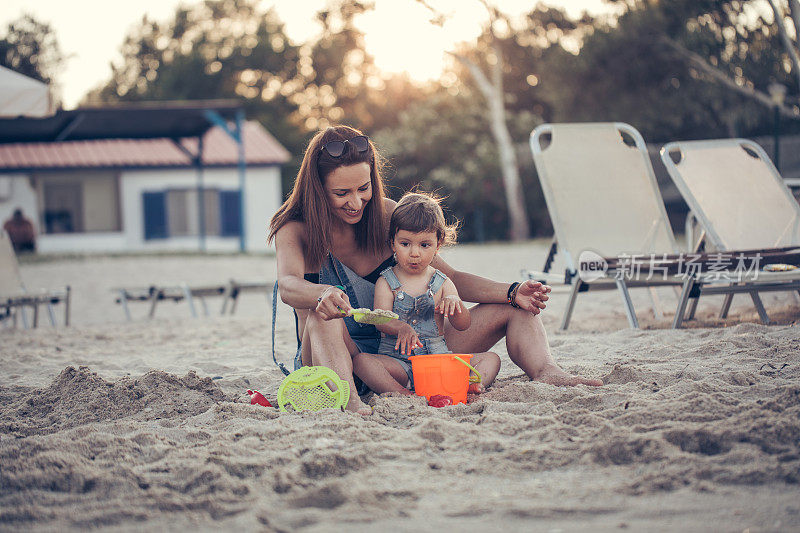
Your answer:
[345,396,373,415]
[536,363,603,387]
[468,382,484,394]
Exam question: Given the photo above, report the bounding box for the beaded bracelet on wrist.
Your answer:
[510,284,522,308]
[507,281,521,308]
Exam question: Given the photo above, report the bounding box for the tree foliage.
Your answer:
[373,88,546,241]
[86,0,428,192]
[85,0,301,144]
[0,14,66,105]
[548,0,796,140]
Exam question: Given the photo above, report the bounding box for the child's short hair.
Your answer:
[389,192,458,245]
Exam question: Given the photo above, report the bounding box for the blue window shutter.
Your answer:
[219,190,241,237]
[143,191,167,239]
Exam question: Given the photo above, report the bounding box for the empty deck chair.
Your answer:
[0,230,70,328]
[660,139,800,326]
[527,122,684,329]
[113,279,273,320]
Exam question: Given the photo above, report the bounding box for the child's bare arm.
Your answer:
[436,279,470,330]
[374,278,399,335]
[374,277,421,354]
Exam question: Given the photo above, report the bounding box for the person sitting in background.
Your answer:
[3,208,36,252]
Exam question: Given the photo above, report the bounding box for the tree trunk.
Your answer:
[486,85,530,241]
[454,51,530,241]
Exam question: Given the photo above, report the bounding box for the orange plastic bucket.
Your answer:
[409,353,474,405]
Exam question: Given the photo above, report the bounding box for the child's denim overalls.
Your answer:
[377,267,451,387]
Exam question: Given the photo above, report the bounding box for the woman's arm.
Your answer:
[438,278,470,330]
[431,255,551,315]
[275,221,351,319]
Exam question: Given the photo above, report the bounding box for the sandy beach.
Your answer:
[1,241,799,531]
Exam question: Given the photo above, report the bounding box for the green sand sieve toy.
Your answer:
[276,366,350,412]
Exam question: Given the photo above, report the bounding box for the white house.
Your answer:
[0,120,289,254]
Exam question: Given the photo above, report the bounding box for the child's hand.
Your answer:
[396,323,423,356]
[436,295,464,317]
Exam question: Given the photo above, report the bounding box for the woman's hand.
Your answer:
[314,285,352,320]
[395,323,423,356]
[514,280,551,315]
[436,294,465,317]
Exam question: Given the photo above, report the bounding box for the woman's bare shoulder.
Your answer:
[275,219,307,247]
[382,197,397,211]
[276,219,305,236]
[382,197,397,224]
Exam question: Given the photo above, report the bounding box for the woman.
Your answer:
[269,126,602,414]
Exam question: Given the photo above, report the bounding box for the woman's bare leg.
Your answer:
[352,353,414,395]
[302,313,373,413]
[445,304,602,387]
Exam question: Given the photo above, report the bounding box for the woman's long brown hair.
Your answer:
[268,125,387,269]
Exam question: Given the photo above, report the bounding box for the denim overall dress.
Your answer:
[377,267,451,388]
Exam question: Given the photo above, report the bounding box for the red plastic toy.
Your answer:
[427,394,453,408]
[247,389,273,407]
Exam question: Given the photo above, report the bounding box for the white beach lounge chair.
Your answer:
[113,279,273,320]
[660,139,800,326]
[527,122,684,329]
[0,230,70,328]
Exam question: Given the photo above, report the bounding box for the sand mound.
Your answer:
[0,366,227,438]
[0,342,799,530]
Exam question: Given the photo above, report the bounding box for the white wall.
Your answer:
[38,232,128,253]
[122,165,281,253]
[245,166,282,253]
[3,165,282,254]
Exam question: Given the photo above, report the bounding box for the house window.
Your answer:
[143,188,241,240]
[44,183,82,233]
[40,173,121,234]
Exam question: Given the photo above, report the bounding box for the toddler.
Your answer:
[352,192,500,395]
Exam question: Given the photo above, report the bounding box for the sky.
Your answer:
[1,0,617,109]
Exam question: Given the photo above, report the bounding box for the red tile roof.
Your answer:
[0,121,291,171]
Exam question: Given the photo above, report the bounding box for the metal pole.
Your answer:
[236,109,247,253]
[196,134,206,252]
[774,105,781,172]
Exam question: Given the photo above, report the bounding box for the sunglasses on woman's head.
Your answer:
[321,135,369,157]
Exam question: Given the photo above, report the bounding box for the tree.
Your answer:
[86,0,430,191]
[86,0,309,191]
[291,1,375,131]
[584,0,799,139]
[373,88,546,242]
[289,1,430,134]
[0,14,66,105]
[86,1,300,114]
[418,0,536,240]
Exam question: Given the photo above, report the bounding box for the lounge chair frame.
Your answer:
[113,279,273,320]
[528,122,684,329]
[1,230,70,328]
[660,139,800,326]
